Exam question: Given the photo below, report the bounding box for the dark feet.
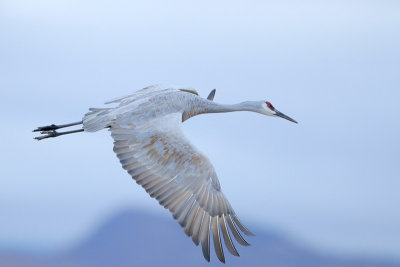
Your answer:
[33,121,84,141]
[33,121,83,132]
[34,129,84,141]
[34,130,60,140]
[33,124,59,132]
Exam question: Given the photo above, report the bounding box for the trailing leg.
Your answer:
[33,121,84,141]
[34,129,84,141]
[33,121,83,132]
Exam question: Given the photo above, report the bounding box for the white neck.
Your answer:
[203,101,260,114]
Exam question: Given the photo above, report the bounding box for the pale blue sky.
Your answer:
[0,0,399,259]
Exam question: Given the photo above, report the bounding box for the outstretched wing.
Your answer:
[110,113,253,263]
[104,85,200,106]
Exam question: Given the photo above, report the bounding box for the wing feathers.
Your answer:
[173,194,194,220]
[184,206,200,236]
[220,214,240,256]
[149,179,175,198]
[200,215,211,262]
[183,199,198,227]
[212,216,225,263]
[157,187,180,205]
[177,196,197,227]
[191,209,205,246]
[110,121,253,263]
[168,191,191,213]
[232,215,254,236]
[226,214,250,246]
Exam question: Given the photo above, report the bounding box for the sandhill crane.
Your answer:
[33,85,297,263]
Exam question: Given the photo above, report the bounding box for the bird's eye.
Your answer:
[266,101,275,110]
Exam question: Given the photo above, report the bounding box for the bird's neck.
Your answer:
[182,100,260,122]
[202,101,258,114]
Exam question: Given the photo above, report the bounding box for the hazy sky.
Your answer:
[1,0,399,259]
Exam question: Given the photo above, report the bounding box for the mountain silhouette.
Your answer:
[1,209,399,267]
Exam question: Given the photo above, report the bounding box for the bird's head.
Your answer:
[256,100,298,123]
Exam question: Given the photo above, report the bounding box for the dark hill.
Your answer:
[1,210,399,267]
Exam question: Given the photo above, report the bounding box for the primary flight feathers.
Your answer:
[34,84,297,263]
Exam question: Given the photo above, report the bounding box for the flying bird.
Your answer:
[33,85,297,263]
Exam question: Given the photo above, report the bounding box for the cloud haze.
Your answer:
[0,0,399,259]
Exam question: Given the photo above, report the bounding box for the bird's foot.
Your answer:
[33,124,59,132]
[34,130,60,140]
[33,121,83,132]
[33,121,84,140]
[34,128,84,141]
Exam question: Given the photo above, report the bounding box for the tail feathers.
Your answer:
[83,108,114,132]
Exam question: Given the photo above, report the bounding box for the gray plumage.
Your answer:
[34,84,297,263]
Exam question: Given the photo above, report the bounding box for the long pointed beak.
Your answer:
[275,110,298,124]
